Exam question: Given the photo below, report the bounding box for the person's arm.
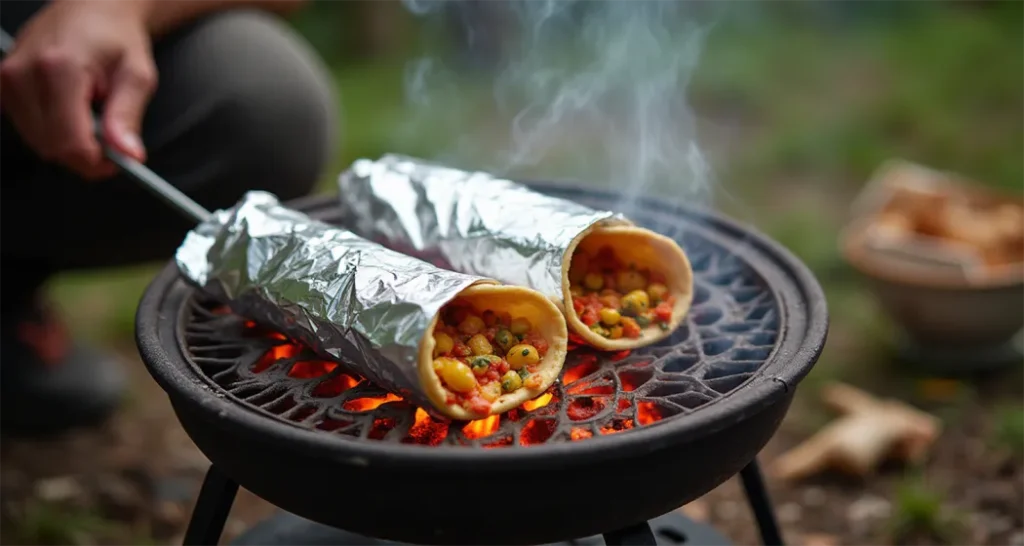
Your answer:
[140,0,308,37]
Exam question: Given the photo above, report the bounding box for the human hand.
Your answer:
[0,0,157,179]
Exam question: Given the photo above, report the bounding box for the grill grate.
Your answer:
[178,223,780,448]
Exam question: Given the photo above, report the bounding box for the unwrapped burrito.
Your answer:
[175,191,568,420]
[337,155,694,351]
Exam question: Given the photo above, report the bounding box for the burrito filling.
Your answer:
[568,245,676,340]
[431,302,551,415]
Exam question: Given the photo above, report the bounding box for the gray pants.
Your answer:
[0,6,339,311]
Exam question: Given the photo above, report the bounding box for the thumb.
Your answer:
[102,53,157,162]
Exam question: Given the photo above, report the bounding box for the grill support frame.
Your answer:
[179,459,785,546]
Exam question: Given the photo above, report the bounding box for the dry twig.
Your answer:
[772,382,942,481]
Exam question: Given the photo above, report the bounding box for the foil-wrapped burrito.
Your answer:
[337,155,694,351]
[175,191,568,420]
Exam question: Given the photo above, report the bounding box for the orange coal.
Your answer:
[235,322,667,447]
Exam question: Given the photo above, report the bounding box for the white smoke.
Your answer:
[400,0,718,209]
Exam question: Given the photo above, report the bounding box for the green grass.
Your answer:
[991,404,1024,458]
[5,501,128,546]
[888,474,967,545]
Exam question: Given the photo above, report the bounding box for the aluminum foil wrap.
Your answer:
[174,191,488,416]
[337,154,629,302]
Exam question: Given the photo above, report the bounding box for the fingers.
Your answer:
[35,50,107,179]
[0,57,50,156]
[0,50,110,180]
[101,51,157,163]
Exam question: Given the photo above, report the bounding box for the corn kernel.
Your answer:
[458,315,485,335]
[510,317,532,336]
[506,344,541,370]
[599,308,621,326]
[609,325,624,339]
[433,332,454,356]
[436,358,477,393]
[617,269,647,293]
[621,290,650,316]
[467,334,493,356]
[583,272,604,291]
[647,283,669,303]
[501,370,523,392]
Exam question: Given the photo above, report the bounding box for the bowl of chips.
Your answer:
[840,160,1023,368]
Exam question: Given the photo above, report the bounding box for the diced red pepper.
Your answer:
[484,327,497,342]
[466,396,492,415]
[573,298,585,314]
[496,360,510,375]
[580,308,599,326]
[654,302,673,322]
[530,337,549,356]
[453,342,472,357]
[621,317,641,338]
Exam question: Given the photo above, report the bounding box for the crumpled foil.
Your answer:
[175,191,488,416]
[337,154,629,302]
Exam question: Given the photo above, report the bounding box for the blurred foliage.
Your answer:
[991,403,1024,458]
[888,475,967,545]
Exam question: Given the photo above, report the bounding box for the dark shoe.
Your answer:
[0,300,127,437]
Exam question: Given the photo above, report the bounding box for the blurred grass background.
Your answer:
[54,0,1022,390]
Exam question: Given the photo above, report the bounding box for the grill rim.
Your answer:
[136,183,828,469]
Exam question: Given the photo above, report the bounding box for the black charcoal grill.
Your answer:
[135,185,828,546]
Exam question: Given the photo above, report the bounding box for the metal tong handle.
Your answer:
[0,28,211,224]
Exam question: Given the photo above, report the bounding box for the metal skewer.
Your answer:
[0,28,211,224]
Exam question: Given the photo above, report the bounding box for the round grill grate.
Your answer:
[177,189,782,448]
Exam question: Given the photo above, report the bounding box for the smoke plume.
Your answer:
[400,0,717,208]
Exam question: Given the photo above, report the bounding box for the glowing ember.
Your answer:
[343,394,403,412]
[369,418,397,440]
[463,415,500,439]
[519,419,556,445]
[252,343,300,373]
[232,319,669,446]
[567,397,608,421]
[288,360,337,379]
[637,401,662,426]
[570,427,594,441]
[405,409,449,446]
[600,418,635,435]
[522,393,553,411]
[562,356,599,385]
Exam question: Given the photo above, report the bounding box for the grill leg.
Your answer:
[183,465,239,546]
[603,521,657,545]
[739,459,784,546]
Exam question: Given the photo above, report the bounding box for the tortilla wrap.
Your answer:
[419,283,568,420]
[562,224,694,350]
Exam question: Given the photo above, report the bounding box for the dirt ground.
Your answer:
[1,339,1020,546]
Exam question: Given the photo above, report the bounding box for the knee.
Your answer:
[177,11,340,203]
